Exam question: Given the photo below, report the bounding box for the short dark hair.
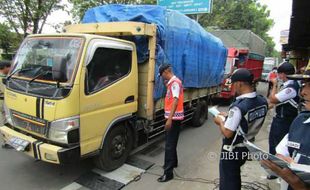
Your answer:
[159,64,171,76]
[0,60,11,70]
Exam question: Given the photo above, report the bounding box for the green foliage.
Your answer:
[69,0,139,21]
[0,23,22,54]
[69,0,156,21]
[0,0,65,37]
[202,0,276,56]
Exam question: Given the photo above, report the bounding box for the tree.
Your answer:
[0,23,22,54]
[69,0,156,21]
[69,0,139,21]
[201,0,276,56]
[0,0,65,38]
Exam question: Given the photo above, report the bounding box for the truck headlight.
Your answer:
[3,102,13,126]
[48,116,80,144]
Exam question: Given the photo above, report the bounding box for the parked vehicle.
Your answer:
[0,5,226,171]
[261,57,278,82]
[210,30,266,100]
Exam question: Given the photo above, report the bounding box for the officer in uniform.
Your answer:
[0,60,11,149]
[262,72,310,190]
[268,62,299,158]
[157,64,184,182]
[214,68,268,190]
[0,60,10,123]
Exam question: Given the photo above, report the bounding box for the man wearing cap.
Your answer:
[262,72,310,190]
[157,64,184,183]
[268,62,300,180]
[214,68,268,190]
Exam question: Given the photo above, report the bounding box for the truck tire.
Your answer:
[191,100,207,127]
[94,123,133,171]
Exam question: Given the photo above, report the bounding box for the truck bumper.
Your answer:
[0,126,80,164]
[217,91,232,99]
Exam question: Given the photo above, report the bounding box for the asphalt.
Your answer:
[0,82,280,190]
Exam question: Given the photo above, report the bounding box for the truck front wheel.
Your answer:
[94,124,133,171]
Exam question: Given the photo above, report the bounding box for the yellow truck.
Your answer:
[0,6,226,171]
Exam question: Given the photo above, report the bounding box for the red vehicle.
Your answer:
[219,48,264,100]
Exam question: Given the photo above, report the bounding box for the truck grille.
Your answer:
[11,110,47,136]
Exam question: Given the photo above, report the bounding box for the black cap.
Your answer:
[277,61,295,75]
[287,70,310,81]
[231,68,254,83]
[158,64,171,76]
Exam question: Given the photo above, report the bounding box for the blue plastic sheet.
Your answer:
[82,5,227,100]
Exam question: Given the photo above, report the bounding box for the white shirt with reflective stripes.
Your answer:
[275,80,297,103]
[167,75,180,98]
[224,92,257,132]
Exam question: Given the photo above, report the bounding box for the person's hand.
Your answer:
[165,119,172,131]
[276,154,295,164]
[270,78,278,85]
[219,112,228,117]
[214,115,224,126]
[261,160,309,190]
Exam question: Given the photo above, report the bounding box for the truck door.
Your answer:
[79,39,138,155]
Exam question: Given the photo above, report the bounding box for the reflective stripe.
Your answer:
[164,111,184,120]
[223,143,246,152]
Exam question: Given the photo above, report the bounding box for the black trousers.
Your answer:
[269,117,294,155]
[164,120,181,175]
[219,147,248,190]
[267,82,273,97]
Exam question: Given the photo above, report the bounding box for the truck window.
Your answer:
[86,47,132,94]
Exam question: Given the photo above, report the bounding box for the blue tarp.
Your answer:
[82,5,227,100]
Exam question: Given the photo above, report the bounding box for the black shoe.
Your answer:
[267,175,278,180]
[157,174,173,182]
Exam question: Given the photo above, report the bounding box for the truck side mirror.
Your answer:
[52,56,68,82]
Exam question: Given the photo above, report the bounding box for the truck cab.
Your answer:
[1,31,139,169]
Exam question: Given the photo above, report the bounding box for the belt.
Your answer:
[223,143,246,152]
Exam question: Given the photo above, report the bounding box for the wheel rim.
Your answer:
[110,133,127,159]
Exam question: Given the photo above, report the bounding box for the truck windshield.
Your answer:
[225,58,233,74]
[11,37,83,84]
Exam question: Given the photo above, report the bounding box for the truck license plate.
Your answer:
[8,137,30,151]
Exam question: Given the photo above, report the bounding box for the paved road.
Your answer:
[0,82,269,190]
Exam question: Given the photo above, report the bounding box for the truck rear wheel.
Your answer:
[191,100,207,127]
[94,124,133,171]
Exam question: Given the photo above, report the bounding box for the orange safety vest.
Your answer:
[164,77,184,120]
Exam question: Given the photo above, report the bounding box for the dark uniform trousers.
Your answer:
[220,146,249,190]
[269,116,294,155]
[164,120,181,176]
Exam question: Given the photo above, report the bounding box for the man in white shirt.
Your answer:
[262,72,310,190]
[214,68,268,190]
[157,64,184,183]
[268,62,299,181]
